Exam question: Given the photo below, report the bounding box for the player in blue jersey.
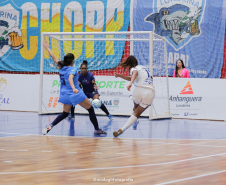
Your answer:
[41,42,107,135]
[113,56,155,137]
[69,60,114,120]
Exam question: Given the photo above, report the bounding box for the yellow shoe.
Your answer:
[113,129,123,137]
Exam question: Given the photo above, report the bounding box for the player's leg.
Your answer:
[113,105,146,137]
[92,93,114,120]
[67,106,75,119]
[42,104,72,135]
[113,88,155,137]
[79,98,107,135]
[132,102,139,130]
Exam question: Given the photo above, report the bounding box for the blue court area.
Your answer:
[1,111,226,140]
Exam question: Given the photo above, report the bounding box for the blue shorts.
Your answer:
[85,91,99,99]
[58,90,87,107]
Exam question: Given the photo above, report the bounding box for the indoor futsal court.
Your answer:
[1,111,226,184]
[1,0,226,184]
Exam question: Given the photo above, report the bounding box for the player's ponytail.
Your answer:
[121,55,138,72]
[59,53,75,69]
[80,60,88,68]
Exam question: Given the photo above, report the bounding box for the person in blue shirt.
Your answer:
[77,60,114,120]
[41,42,107,135]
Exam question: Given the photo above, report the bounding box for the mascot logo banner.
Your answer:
[145,0,206,50]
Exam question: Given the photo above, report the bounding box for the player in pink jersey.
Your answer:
[173,59,190,78]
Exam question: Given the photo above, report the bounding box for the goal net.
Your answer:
[39,31,171,120]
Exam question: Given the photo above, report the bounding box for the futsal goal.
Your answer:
[39,31,171,120]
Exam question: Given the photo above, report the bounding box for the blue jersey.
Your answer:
[78,72,95,94]
[59,66,81,95]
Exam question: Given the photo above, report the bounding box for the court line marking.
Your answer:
[33,134,226,145]
[3,134,226,148]
[116,153,127,155]
[103,139,226,149]
[1,134,226,151]
[30,134,226,140]
[91,152,102,154]
[31,134,225,145]
[124,140,226,148]
[0,132,29,135]
[0,135,31,139]
[154,169,226,185]
[0,152,226,175]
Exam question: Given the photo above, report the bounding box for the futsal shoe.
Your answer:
[42,125,52,135]
[113,129,123,137]
[94,129,107,135]
[108,114,114,120]
[133,120,139,130]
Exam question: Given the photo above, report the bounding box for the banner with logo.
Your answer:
[133,0,226,78]
[0,74,39,111]
[169,78,226,120]
[0,0,130,72]
[41,75,63,113]
[74,76,145,116]
[2,73,226,121]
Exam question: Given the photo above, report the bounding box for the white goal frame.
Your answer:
[39,31,171,120]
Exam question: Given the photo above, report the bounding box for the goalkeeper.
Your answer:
[68,60,114,121]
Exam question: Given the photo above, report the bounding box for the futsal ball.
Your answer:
[92,99,102,109]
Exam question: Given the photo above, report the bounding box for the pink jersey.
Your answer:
[173,68,190,78]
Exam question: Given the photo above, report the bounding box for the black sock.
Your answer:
[87,106,99,130]
[71,106,75,117]
[51,111,70,127]
[100,103,110,116]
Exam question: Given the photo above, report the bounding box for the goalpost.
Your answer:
[39,31,171,120]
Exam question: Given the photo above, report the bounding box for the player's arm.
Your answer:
[90,73,98,90]
[69,74,79,94]
[127,71,138,91]
[42,42,59,65]
[92,79,96,86]
[115,73,131,81]
[92,79,98,91]
[78,81,83,89]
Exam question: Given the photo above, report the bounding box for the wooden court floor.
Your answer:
[1,135,226,184]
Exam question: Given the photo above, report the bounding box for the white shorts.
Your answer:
[131,87,155,108]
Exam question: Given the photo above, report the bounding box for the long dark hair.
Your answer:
[175,59,185,77]
[121,55,138,72]
[80,60,88,69]
[58,53,75,69]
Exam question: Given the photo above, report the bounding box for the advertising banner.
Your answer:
[0,0,130,72]
[133,0,226,78]
[2,73,226,121]
[41,75,63,113]
[169,78,226,120]
[74,76,146,116]
[0,74,39,111]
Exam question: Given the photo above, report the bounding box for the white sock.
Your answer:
[122,115,138,131]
